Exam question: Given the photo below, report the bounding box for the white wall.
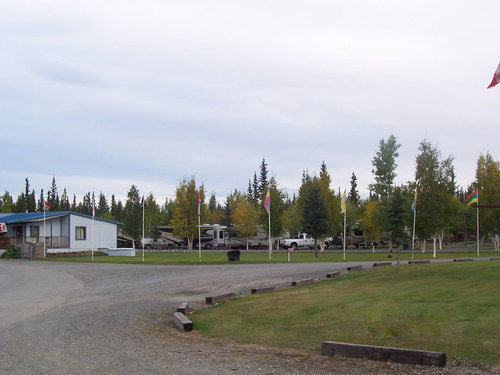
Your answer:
[26,216,68,237]
[69,214,117,251]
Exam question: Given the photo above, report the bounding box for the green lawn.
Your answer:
[45,250,497,265]
[191,261,500,364]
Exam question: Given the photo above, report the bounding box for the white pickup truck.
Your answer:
[280,233,334,249]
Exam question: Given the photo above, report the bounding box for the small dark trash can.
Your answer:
[227,250,241,261]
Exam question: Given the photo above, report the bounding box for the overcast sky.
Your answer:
[1,0,499,203]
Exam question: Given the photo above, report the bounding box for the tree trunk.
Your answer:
[187,238,193,251]
[396,246,400,272]
[320,239,325,253]
[314,238,318,258]
[372,243,375,254]
[438,229,444,251]
[421,239,426,253]
[246,237,249,251]
[433,234,437,258]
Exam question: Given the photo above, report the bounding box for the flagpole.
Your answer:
[198,211,201,263]
[268,209,272,260]
[343,211,346,261]
[43,208,46,259]
[92,193,95,262]
[476,191,480,257]
[412,203,416,260]
[142,197,145,263]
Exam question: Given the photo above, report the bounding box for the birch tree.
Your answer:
[171,178,205,250]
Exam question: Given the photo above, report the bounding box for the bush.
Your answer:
[0,246,20,259]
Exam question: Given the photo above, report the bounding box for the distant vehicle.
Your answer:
[117,233,134,248]
[140,227,183,250]
[141,237,177,250]
[196,224,246,250]
[280,233,335,249]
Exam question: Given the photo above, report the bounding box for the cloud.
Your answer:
[0,0,498,201]
[33,64,103,87]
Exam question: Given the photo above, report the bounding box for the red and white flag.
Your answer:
[487,61,500,89]
[43,201,51,211]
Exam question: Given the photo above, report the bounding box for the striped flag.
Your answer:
[43,200,51,211]
[466,190,478,206]
[92,193,95,217]
[411,188,418,212]
[340,190,347,214]
[197,193,201,215]
[264,189,271,214]
[487,61,500,89]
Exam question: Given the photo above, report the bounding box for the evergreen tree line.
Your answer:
[1,137,498,251]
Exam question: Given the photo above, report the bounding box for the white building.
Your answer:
[0,211,122,253]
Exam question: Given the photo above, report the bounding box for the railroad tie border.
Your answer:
[205,293,236,305]
[173,312,193,332]
[291,278,315,287]
[251,286,275,294]
[322,341,446,367]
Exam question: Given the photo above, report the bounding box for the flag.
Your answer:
[43,200,51,211]
[487,61,500,89]
[264,189,271,214]
[466,190,478,206]
[92,193,95,218]
[141,195,145,209]
[411,188,418,212]
[340,190,346,214]
[197,193,201,215]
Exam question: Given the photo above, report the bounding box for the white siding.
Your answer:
[26,217,67,237]
[69,214,117,251]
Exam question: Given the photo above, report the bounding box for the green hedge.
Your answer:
[1,246,20,259]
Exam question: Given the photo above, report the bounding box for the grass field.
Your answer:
[45,249,497,265]
[191,261,500,364]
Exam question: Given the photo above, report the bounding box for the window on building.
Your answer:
[75,226,86,240]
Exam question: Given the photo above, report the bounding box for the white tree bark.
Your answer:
[438,229,444,251]
[433,234,437,258]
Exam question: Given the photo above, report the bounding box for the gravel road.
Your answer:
[0,259,496,374]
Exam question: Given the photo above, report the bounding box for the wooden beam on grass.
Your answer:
[322,341,446,367]
[251,286,275,294]
[173,312,193,332]
[291,278,315,287]
[205,293,236,305]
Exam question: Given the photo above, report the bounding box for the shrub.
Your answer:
[0,246,20,259]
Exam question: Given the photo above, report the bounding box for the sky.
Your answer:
[1,0,499,204]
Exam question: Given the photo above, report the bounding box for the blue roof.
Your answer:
[0,211,123,226]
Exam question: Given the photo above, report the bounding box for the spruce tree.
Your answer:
[369,135,401,200]
[60,188,70,210]
[348,172,360,206]
[252,172,258,203]
[110,195,117,218]
[97,192,109,216]
[71,195,77,211]
[116,201,124,221]
[258,158,268,199]
[124,185,142,238]
[28,189,36,212]
[48,177,60,210]
[302,178,329,257]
